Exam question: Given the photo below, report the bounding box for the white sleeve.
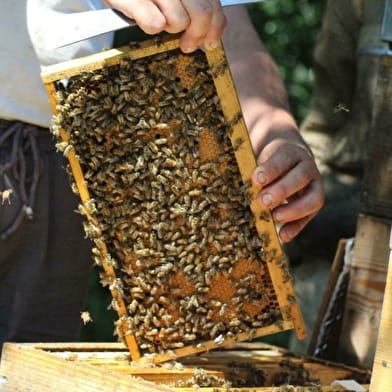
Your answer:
[27,0,114,66]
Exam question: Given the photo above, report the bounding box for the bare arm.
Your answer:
[223,6,324,242]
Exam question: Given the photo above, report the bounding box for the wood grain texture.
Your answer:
[338,215,390,368]
[0,342,370,391]
[369,224,392,391]
[0,343,171,392]
[43,81,142,362]
[205,42,306,341]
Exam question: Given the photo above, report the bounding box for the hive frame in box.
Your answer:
[0,342,371,391]
[41,35,306,363]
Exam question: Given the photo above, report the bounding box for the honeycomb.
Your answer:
[47,40,294,359]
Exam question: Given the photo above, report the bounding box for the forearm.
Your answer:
[222,6,324,242]
[222,6,302,158]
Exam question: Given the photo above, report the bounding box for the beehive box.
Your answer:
[41,34,305,363]
[0,342,370,391]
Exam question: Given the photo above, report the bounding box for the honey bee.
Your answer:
[281,265,293,283]
[1,189,13,205]
[70,182,79,195]
[286,294,297,304]
[168,342,184,349]
[107,299,120,312]
[80,311,93,325]
[183,333,197,342]
[50,123,61,137]
[258,211,270,222]
[210,322,224,338]
[208,299,221,308]
[232,137,244,152]
[334,102,350,113]
[229,112,242,128]
[136,118,150,129]
[211,59,228,78]
[84,199,97,215]
[214,334,225,345]
[128,299,139,314]
[55,141,69,153]
[65,353,78,361]
[237,287,248,295]
[93,255,102,266]
[183,264,195,275]
[110,279,125,297]
[104,254,118,268]
[83,221,101,239]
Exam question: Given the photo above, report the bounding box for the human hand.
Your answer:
[103,0,227,52]
[251,134,324,243]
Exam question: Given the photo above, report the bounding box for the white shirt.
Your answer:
[0,0,114,128]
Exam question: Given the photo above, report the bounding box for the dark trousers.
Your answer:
[0,121,93,346]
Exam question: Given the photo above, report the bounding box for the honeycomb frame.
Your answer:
[41,34,306,363]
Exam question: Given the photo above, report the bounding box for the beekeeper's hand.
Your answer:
[104,0,227,52]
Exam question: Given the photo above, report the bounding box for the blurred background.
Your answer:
[80,0,328,347]
[247,0,327,123]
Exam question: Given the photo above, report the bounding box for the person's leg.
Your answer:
[0,124,93,346]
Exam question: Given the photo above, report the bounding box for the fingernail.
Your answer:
[255,167,267,185]
[284,228,293,242]
[274,211,283,222]
[182,46,196,53]
[261,193,273,207]
[206,41,219,51]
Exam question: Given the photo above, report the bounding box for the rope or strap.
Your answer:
[0,121,41,240]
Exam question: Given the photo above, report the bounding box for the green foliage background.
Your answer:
[80,0,327,345]
[248,0,327,123]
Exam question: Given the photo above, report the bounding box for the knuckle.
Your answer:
[296,169,311,186]
[179,18,192,31]
[197,2,213,16]
[274,183,288,201]
[290,221,302,235]
[309,159,321,176]
[206,22,225,42]
[166,25,185,34]
[187,2,213,25]
[142,18,166,34]
[169,16,191,32]
[282,153,295,170]
[298,161,320,185]
[309,190,325,212]
[266,161,279,177]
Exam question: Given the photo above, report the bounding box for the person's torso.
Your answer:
[302,0,391,174]
[0,0,113,127]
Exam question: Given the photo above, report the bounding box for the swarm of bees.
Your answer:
[171,367,229,388]
[52,48,282,354]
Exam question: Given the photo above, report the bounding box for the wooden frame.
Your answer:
[369,222,392,391]
[41,35,305,363]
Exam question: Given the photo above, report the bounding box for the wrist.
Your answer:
[246,107,307,158]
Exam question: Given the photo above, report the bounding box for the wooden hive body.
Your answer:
[41,35,305,363]
[0,342,371,391]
